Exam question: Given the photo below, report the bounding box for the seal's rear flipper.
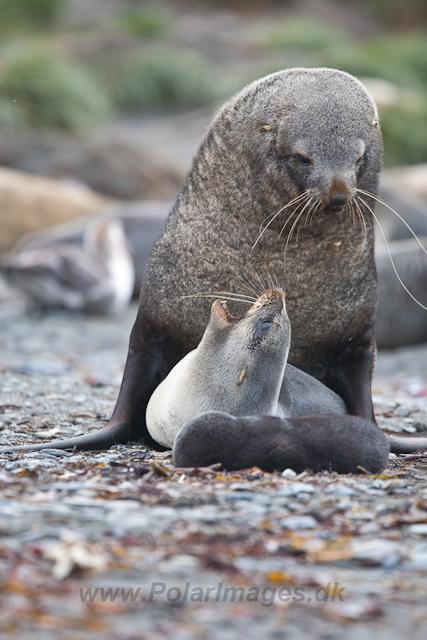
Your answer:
[382,430,427,454]
[173,412,389,475]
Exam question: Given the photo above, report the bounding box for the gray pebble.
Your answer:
[412,411,427,425]
[394,405,412,418]
[351,539,403,568]
[281,468,297,479]
[376,417,404,432]
[9,360,69,376]
[233,502,267,516]
[159,554,201,573]
[406,552,427,569]
[218,491,270,505]
[5,461,22,471]
[280,515,317,530]
[23,452,63,461]
[38,449,73,457]
[24,459,58,470]
[325,486,356,497]
[408,523,427,535]
[403,424,417,433]
[229,483,253,492]
[371,480,391,490]
[277,483,317,497]
[414,421,427,434]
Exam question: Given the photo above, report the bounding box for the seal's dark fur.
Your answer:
[173,412,390,474]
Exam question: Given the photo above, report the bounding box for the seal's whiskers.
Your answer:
[283,197,314,262]
[297,198,320,242]
[182,292,255,305]
[353,197,368,245]
[357,188,427,256]
[278,195,310,240]
[266,269,281,290]
[243,264,267,293]
[252,191,309,250]
[258,192,308,235]
[350,199,359,230]
[352,199,371,266]
[357,195,427,311]
[303,196,321,228]
[308,198,323,228]
[229,265,260,298]
[244,263,280,294]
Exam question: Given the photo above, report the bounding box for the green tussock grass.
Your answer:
[0,51,112,132]
[322,32,427,91]
[0,0,64,30]
[117,7,170,38]
[364,0,427,28]
[264,19,346,52]
[379,94,427,166]
[98,51,221,113]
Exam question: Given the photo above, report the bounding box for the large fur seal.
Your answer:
[2,67,427,456]
[113,67,381,445]
[147,289,347,449]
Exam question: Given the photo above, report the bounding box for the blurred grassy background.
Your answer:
[1,0,427,166]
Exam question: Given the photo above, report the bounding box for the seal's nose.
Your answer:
[328,193,348,208]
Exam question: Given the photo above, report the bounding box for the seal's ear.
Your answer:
[237,365,247,386]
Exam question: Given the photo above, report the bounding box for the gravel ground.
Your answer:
[1,278,427,640]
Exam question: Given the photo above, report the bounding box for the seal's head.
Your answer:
[210,288,287,346]
[212,67,382,217]
[196,288,290,416]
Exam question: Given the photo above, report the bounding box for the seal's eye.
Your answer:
[295,153,312,166]
[356,153,365,166]
[260,319,273,333]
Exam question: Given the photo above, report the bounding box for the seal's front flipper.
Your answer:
[0,316,174,453]
[173,412,389,475]
[0,420,131,453]
[325,328,376,423]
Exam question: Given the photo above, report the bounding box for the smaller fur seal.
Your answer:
[146,289,347,449]
[173,412,390,475]
[1,201,170,304]
[2,217,134,314]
